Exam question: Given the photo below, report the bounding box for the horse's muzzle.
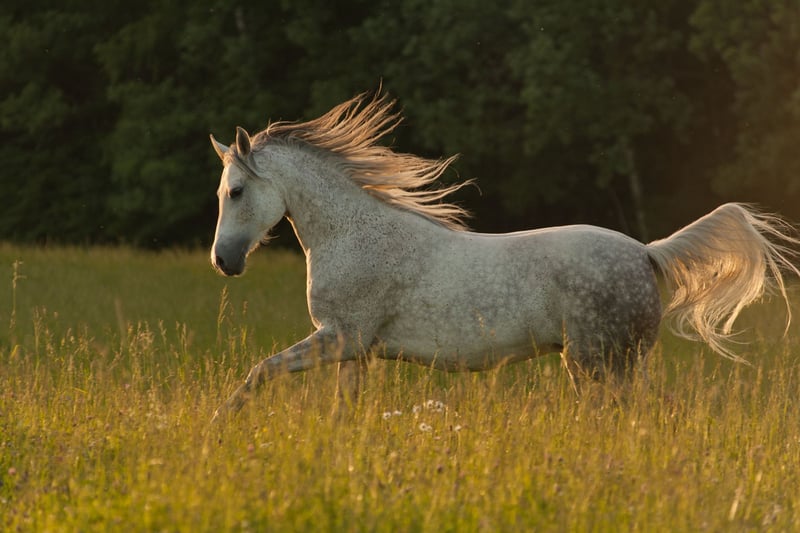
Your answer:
[213,254,244,276]
[211,241,248,276]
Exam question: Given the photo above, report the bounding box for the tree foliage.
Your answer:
[691,0,800,207]
[1,0,798,246]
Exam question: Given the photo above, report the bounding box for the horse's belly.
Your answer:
[377,324,561,371]
[376,273,563,370]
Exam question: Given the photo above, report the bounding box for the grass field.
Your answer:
[1,244,799,531]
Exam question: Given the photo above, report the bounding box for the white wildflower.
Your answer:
[422,399,446,412]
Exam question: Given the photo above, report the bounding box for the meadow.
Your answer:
[1,244,799,531]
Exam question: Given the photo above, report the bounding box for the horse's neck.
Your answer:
[268,146,388,252]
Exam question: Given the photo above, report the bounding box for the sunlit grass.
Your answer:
[1,244,799,531]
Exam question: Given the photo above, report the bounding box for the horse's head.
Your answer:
[209,127,286,276]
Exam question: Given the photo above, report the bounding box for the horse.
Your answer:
[208,92,799,421]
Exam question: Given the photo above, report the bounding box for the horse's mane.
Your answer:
[249,92,472,230]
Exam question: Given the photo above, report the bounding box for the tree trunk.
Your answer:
[622,137,648,242]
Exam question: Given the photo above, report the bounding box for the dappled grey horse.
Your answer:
[208,93,798,420]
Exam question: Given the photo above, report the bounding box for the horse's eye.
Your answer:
[229,186,243,199]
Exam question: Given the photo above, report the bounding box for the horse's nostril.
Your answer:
[215,255,225,268]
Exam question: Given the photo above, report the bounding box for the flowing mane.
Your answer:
[248,93,472,230]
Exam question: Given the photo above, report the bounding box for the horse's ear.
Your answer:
[235,126,251,157]
[209,134,228,161]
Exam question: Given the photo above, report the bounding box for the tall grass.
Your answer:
[1,245,799,531]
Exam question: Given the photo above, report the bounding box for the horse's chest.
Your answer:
[305,257,397,327]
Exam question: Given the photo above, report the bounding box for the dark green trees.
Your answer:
[2,1,798,245]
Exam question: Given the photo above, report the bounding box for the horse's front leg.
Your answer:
[211,327,351,423]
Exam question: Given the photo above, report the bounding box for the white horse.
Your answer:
[209,92,798,420]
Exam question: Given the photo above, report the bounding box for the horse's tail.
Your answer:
[646,203,800,361]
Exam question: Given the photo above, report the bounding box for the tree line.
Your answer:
[2,0,798,247]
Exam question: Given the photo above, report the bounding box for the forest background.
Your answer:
[2,0,799,248]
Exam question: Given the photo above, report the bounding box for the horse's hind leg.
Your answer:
[559,339,645,407]
[563,327,656,384]
[334,358,368,413]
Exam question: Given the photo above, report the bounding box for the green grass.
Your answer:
[1,244,799,531]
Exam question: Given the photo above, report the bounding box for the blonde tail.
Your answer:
[646,203,799,361]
